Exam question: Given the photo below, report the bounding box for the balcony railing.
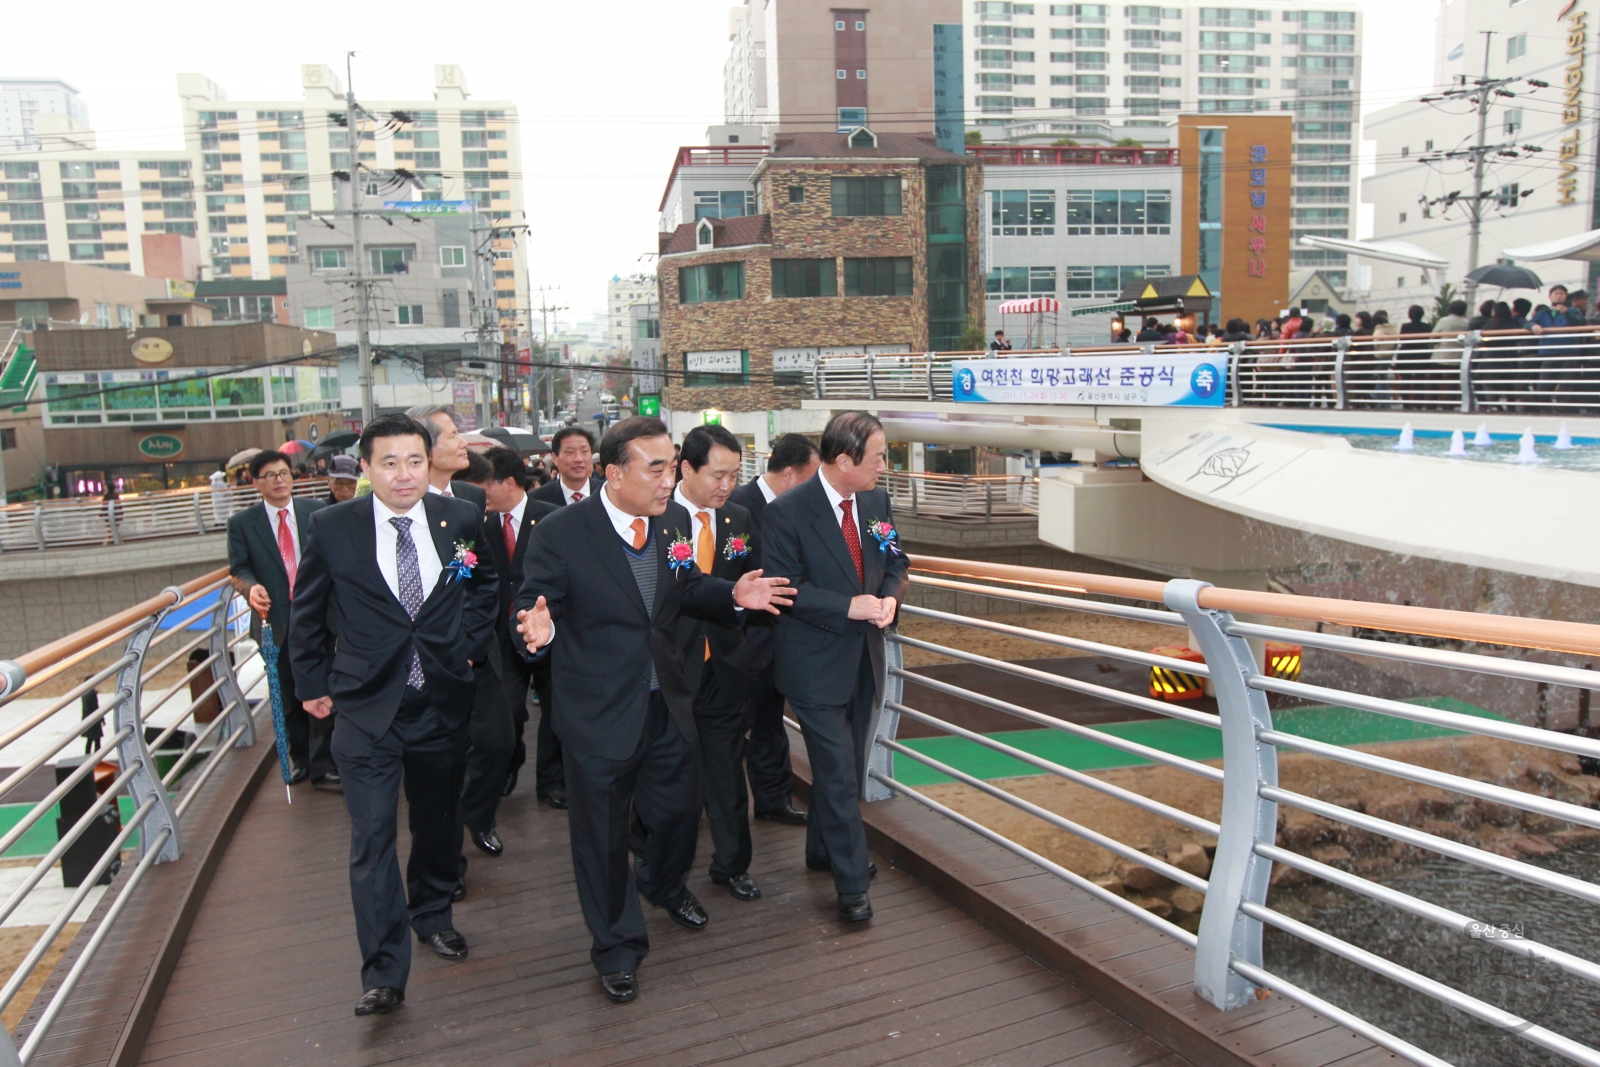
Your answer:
[966,145,1180,166]
[738,452,1038,518]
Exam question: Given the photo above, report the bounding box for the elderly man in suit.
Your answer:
[516,417,794,1004]
[724,433,819,826]
[288,414,498,1017]
[227,448,333,786]
[761,412,908,923]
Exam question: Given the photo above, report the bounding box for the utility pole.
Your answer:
[347,53,374,425]
[1464,32,1495,310]
[532,286,568,425]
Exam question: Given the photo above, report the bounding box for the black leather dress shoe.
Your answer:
[312,771,341,791]
[418,928,468,959]
[712,872,762,901]
[660,889,709,930]
[289,762,310,785]
[600,971,638,1003]
[806,858,878,879]
[501,768,519,797]
[470,827,503,857]
[355,986,404,1016]
[542,786,568,810]
[837,892,873,922]
[754,803,807,825]
[451,882,466,903]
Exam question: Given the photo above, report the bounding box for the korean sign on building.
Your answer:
[951,352,1226,407]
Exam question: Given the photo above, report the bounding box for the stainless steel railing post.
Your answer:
[1459,331,1477,413]
[1228,342,1244,407]
[863,637,902,802]
[865,354,878,400]
[1164,578,1276,1011]
[115,592,185,863]
[209,592,255,749]
[1332,335,1349,410]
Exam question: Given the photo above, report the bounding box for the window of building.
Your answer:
[991,189,1056,235]
[0,428,14,451]
[986,266,1058,296]
[694,189,754,220]
[831,177,903,216]
[397,305,424,325]
[836,107,867,130]
[119,306,135,329]
[304,307,334,329]
[843,257,913,296]
[637,318,660,339]
[679,262,746,303]
[310,248,348,271]
[771,258,838,297]
[370,247,415,274]
[441,246,466,267]
[788,185,805,204]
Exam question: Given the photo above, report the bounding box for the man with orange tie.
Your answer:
[227,449,332,786]
[670,425,763,901]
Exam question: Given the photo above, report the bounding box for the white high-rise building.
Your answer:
[0,79,90,150]
[606,273,658,356]
[965,2,1362,284]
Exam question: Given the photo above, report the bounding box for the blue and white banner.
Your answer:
[951,351,1227,407]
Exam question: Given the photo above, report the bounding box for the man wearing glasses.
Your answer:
[227,449,335,787]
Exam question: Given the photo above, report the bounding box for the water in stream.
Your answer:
[1263,841,1600,1066]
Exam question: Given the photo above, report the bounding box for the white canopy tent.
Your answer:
[1296,235,1450,271]
[1502,228,1600,263]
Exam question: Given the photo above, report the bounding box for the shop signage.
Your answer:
[773,347,819,373]
[951,351,1226,407]
[131,337,174,364]
[1558,3,1587,205]
[685,350,743,374]
[137,433,184,460]
[636,394,661,417]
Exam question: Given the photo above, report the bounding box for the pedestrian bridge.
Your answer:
[1,554,1598,1067]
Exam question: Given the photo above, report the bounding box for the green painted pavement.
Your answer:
[892,697,1505,787]
[0,797,147,859]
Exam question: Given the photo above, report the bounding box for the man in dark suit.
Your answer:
[408,404,487,511]
[530,425,603,506]
[226,449,333,786]
[670,425,764,900]
[471,446,557,859]
[762,411,908,924]
[726,433,820,826]
[515,417,793,1005]
[288,414,498,1018]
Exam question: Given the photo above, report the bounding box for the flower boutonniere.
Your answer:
[722,533,751,561]
[665,530,696,575]
[446,539,478,582]
[865,519,902,556]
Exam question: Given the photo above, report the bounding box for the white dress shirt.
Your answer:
[755,474,778,504]
[819,471,857,535]
[373,496,444,603]
[501,493,528,543]
[673,484,715,558]
[559,477,591,506]
[599,484,649,545]
[262,500,300,565]
[426,481,455,498]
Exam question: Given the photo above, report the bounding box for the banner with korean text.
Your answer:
[951,351,1227,406]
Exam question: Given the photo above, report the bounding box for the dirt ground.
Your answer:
[896,608,1188,668]
[0,922,83,1029]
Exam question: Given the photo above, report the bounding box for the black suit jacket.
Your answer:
[227,497,325,644]
[483,493,559,636]
[762,474,910,708]
[288,493,499,741]
[515,494,739,760]
[727,479,777,672]
[673,498,758,705]
[529,473,603,508]
[447,480,486,514]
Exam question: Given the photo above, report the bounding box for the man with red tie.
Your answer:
[760,411,908,923]
[530,426,604,507]
[226,449,333,786]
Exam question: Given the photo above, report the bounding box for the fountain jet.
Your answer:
[1395,422,1415,452]
[1447,430,1466,456]
[1515,430,1540,463]
[1555,422,1575,450]
[1473,424,1492,447]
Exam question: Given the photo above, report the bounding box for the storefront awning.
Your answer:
[1070,300,1139,317]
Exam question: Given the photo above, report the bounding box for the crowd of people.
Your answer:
[225,404,907,1015]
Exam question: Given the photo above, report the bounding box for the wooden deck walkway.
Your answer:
[131,753,1182,1067]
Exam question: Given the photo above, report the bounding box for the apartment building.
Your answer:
[656,129,982,445]
[175,64,527,336]
[964,2,1361,284]
[1363,0,1597,305]
[0,79,91,150]
[723,0,963,142]
[606,273,658,356]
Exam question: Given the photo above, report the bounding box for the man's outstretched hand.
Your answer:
[517,596,553,653]
[733,569,797,614]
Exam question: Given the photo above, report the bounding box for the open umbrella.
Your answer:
[318,430,360,450]
[1465,264,1543,290]
[254,618,296,804]
[479,426,550,454]
[226,447,262,470]
[281,440,314,456]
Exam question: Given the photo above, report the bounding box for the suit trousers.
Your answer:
[532,662,564,795]
[277,651,334,778]
[789,654,876,896]
[694,670,752,881]
[458,660,513,835]
[743,664,795,814]
[333,686,468,992]
[564,691,700,974]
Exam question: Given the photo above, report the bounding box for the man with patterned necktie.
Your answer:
[288,414,498,1018]
[226,448,332,786]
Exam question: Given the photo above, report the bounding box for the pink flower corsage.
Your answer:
[446,540,477,582]
[666,532,696,573]
[723,533,751,560]
[865,519,901,556]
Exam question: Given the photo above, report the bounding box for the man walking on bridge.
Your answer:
[288,414,499,1017]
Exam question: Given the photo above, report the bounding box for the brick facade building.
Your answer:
[656,130,982,446]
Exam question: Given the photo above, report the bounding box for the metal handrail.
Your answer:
[858,552,1600,1067]
[0,567,260,1064]
[737,453,1040,518]
[810,327,1600,414]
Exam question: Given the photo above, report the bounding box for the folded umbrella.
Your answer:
[255,617,296,803]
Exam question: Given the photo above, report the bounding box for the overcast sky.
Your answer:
[10,0,1438,332]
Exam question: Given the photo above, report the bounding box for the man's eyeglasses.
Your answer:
[255,470,294,482]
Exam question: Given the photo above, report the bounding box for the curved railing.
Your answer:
[737,452,1038,519]
[0,481,328,554]
[859,554,1600,1067]
[813,326,1600,414]
[0,569,258,1065]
